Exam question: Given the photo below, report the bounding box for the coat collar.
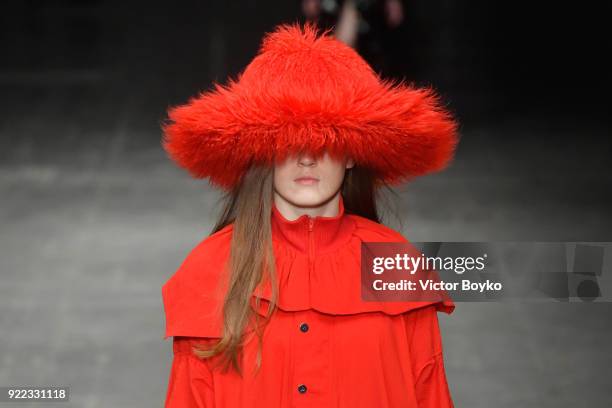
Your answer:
[271,194,355,255]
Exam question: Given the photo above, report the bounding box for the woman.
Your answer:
[161,22,459,407]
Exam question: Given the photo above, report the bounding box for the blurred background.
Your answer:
[1,0,611,407]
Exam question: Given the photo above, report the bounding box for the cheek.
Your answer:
[320,166,346,191]
[273,166,291,189]
[274,173,290,193]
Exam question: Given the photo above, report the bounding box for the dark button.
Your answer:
[297,384,307,394]
[299,322,309,332]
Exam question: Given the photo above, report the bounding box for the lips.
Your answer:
[294,176,319,185]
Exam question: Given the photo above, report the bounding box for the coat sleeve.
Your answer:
[164,337,216,408]
[404,304,454,408]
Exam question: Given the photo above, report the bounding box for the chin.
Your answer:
[290,192,336,208]
[288,197,322,208]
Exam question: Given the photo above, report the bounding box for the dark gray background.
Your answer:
[1,1,611,407]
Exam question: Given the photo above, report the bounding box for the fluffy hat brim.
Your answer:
[162,22,459,190]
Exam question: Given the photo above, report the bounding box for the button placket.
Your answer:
[292,310,333,406]
[285,217,333,405]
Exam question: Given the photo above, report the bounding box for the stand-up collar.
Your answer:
[271,195,356,255]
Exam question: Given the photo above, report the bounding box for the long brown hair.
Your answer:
[192,164,399,376]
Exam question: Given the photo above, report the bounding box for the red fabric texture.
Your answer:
[162,195,455,407]
[161,22,459,190]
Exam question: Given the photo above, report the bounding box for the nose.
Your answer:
[298,152,317,167]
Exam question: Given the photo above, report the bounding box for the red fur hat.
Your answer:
[162,22,459,190]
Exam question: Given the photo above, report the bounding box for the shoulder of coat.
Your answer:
[179,223,234,267]
[346,214,407,243]
[202,222,234,245]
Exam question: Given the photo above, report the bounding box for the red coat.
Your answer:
[162,195,456,407]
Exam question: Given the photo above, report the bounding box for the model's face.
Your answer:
[273,150,354,207]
